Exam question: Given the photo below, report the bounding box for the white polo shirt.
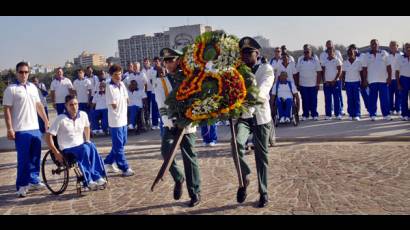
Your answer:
[128,89,146,107]
[50,77,73,104]
[124,72,148,91]
[296,57,322,87]
[106,81,128,128]
[2,82,40,132]
[73,78,92,103]
[320,50,343,66]
[398,55,410,77]
[48,111,89,151]
[362,50,392,84]
[88,75,99,96]
[322,57,342,82]
[275,62,297,84]
[92,92,107,110]
[271,81,298,99]
[142,67,154,91]
[269,57,282,71]
[343,58,363,82]
[388,52,404,80]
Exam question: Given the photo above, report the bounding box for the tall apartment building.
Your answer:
[253,35,270,48]
[118,24,212,68]
[74,51,106,67]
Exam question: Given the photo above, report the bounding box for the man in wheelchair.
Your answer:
[271,71,300,124]
[45,95,107,191]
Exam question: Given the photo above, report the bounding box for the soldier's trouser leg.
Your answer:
[161,127,184,183]
[235,118,253,181]
[180,133,201,198]
[253,122,271,195]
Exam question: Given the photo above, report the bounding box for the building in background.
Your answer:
[106,56,121,66]
[253,35,270,48]
[118,24,212,68]
[30,64,55,74]
[74,51,106,68]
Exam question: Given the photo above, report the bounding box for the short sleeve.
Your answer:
[361,54,368,67]
[67,79,73,89]
[337,59,343,66]
[81,111,90,127]
[291,63,297,74]
[2,87,13,106]
[48,116,61,136]
[315,60,322,71]
[50,81,55,91]
[271,83,277,95]
[32,87,41,103]
[105,85,115,104]
[291,82,298,94]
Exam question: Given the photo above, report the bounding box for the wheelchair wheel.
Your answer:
[41,150,70,195]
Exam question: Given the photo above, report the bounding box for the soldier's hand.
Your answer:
[53,150,64,163]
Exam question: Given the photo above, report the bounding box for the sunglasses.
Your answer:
[18,71,29,74]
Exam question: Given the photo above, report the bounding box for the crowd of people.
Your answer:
[3,37,410,209]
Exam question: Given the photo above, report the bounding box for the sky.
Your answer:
[1,16,410,70]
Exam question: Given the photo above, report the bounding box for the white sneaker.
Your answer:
[16,186,28,198]
[354,117,361,121]
[128,124,134,130]
[98,129,104,134]
[92,130,98,135]
[341,111,346,116]
[349,117,353,121]
[384,115,393,121]
[336,115,342,120]
[279,117,285,123]
[313,116,319,121]
[285,117,291,123]
[28,182,46,191]
[151,126,160,130]
[88,181,98,191]
[401,116,408,121]
[95,178,107,186]
[325,116,332,120]
[203,142,209,147]
[398,111,402,115]
[105,164,120,173]
[301,116,307,121]
[122,168,134,177]
[370,116,376,121]
[209,142,216,147]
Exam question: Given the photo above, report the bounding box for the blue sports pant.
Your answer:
[389,79,401,113]
[399,76,410,117]
[56,103,65,115]
[147,91,160,126]
[92,109,108,131]
[368,82,390,117]
[63,142,105,186]
[345,81,361,118]
[299,86,318,118]
[276,97,293,118]
[38,107,49,133]
[128,105,141,127]
[104,126,129,172]
[201,125,218,144]
[14,130,42,191]
[324,83,341,117]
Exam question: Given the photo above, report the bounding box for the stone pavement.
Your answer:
[0,141,409,215]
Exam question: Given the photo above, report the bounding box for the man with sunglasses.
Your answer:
[3,62,50,197]
[153,48,201,207]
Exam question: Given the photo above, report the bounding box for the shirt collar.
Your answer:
[64,111,80,121]
[14,80,30,86]
[110,80,121,88]
[55,76,65,81]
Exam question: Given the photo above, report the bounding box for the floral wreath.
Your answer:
[165,31,259,127]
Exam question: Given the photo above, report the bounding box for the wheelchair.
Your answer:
[41,136,108,196]
[271,96,300,127]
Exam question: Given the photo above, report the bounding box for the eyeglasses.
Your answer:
[18,71,29,74]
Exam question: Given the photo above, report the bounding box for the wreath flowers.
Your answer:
[166,31,259,127]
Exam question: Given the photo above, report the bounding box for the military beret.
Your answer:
[239,37,261,51]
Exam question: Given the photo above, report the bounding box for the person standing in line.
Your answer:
[50,67,74,115]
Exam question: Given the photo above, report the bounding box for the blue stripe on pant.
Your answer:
[14,130,42,190]
[128,105,140,127]
[56,103,65,115]
[324,83,341,117]
[389,79,401,113]
[400,76,410,117]
[38,107,49,133]
[345,81,361,117]
[92,109,108,131]
[369,82,390,117]
[63,142,105,186]
[299,86,318,118]
[276,97,292,118]
[104,126,129,172]
[147,91,160,126]
[201,125,218,144]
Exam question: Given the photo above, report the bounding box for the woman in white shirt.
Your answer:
[397,43,410,120]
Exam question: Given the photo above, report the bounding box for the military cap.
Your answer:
[160,48,183,59]
[239,37,261,51]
